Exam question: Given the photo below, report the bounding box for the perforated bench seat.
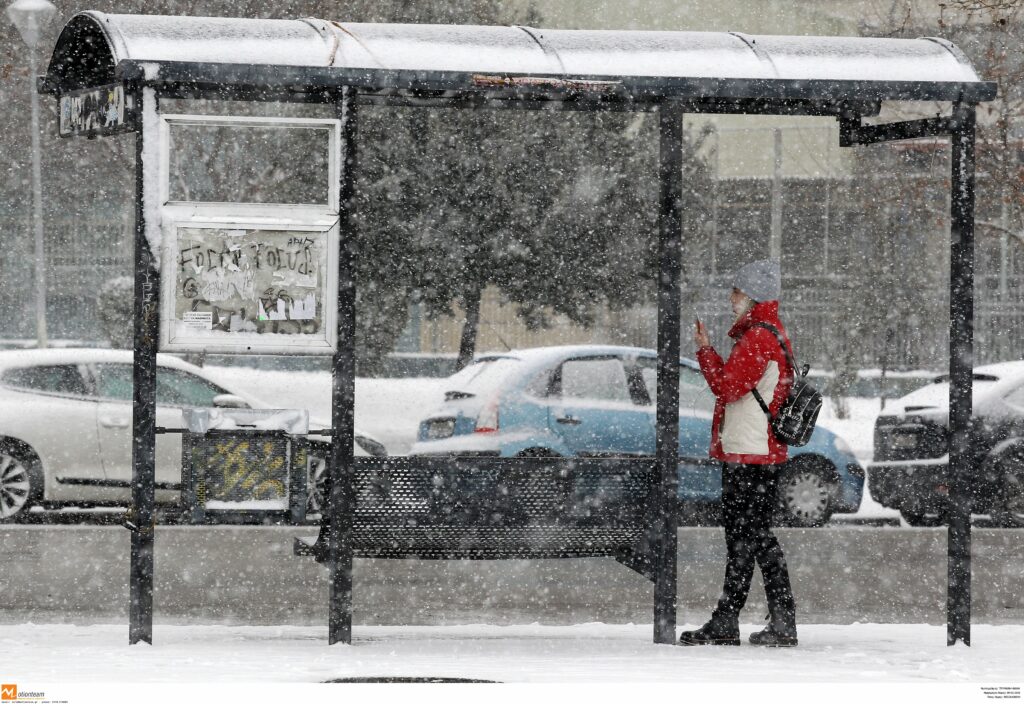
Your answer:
[295,525,647,559]
[295,456,657,567]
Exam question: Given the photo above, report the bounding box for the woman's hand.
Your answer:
[694,318,710,349]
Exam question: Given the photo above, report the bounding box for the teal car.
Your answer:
[410,345,864,527]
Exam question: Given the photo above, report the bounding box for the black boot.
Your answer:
[748,613,797,647]
[752,550,798,647]
[678,613,740,646]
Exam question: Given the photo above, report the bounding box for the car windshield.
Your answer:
[94,364,230,407]
[444,357,521,398]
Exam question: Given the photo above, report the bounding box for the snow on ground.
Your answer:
[816,397,902,521]
[7,371,1017,696]
[4,623,1021,684]
[818,397,881,461]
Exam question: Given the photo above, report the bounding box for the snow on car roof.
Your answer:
[0,347,265,400]
[471,345,642,371]
[0,347,199,372]
[972,359,1024,381]
[473,344,697,369]
[881,359,1024,415]
[488,344,655,358]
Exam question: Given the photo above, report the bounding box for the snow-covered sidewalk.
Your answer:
[4,622,1021,684]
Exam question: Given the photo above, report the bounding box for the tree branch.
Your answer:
[976,219,1024,247]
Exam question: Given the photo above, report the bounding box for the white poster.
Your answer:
[161,222,338,353]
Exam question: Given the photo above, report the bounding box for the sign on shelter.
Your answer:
[59,82,134,138]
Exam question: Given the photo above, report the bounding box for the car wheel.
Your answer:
[0,443,42,522]
[899,510,945,527]
[991,458,1024,528]
[776,458,834,527]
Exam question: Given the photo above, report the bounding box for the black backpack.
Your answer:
[749,322,822,447]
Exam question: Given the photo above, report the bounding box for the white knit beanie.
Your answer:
[732,259,781,302]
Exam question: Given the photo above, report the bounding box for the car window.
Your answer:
[94,364,134,401]
[157,368,228,407]
[94,364,229,407]
[681,366,715,414]
[524,369,554,397]
[638,358,657,404]
[1,364,89,396]
[637,360,715,414]
[560,357,632,403]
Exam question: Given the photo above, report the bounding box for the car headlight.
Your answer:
[832,435,853,455]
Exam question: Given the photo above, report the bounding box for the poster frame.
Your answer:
[156,113,341,354]
[159,215,340,354]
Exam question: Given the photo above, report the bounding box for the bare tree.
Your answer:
[824,0,1024,387]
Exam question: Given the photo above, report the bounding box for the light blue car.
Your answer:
[410,345,864,527]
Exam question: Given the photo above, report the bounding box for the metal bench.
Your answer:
[294,456,658,578]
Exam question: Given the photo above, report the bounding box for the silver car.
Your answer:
[0,348,383,521]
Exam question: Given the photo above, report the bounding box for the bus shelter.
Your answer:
[41,12,996,646]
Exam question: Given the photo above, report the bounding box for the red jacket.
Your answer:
[696,301,794,465]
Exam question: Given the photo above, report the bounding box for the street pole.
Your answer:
[28,43,47,348]
[770,127,783,262]
[7,0,56,348]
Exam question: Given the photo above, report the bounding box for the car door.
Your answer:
[677,365,717,464]
[638,361,721,499]
[0,363,107,501]
[549,355,652,456]
[635,360,716,462]
[92,363,230,500]
[996,382,1024,455]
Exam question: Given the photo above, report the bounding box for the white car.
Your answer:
[0,348,384,521]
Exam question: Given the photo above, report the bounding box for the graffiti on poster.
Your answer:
[174,226,326,337]
[59,83,134,138]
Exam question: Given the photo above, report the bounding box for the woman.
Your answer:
[679,259,798,647]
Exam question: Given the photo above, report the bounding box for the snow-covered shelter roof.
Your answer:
[43,12,996,106]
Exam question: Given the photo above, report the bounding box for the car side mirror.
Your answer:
[212,394,250,409]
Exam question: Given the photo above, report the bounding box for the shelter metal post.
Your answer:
[947,104,976,647]
[654,103,683,645]
[129,84,159,645]
[328,86,358,645]
[839,105,980,647]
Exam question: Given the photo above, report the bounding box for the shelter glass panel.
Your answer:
[352,105,660,456]
[166,119,333,206]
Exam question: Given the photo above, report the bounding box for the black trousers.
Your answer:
[714,463,796,623]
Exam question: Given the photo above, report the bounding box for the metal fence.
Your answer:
[413,281,1024,373]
